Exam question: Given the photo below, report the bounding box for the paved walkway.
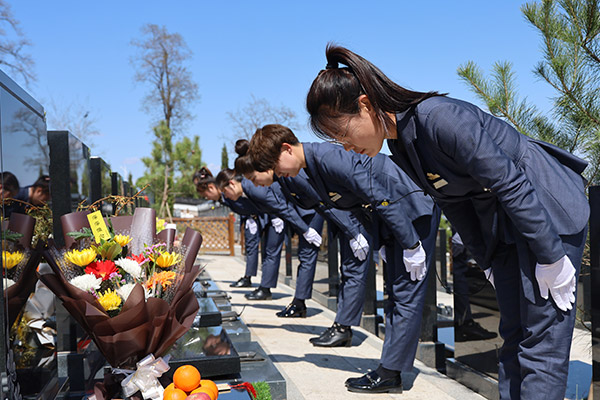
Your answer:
[200,253,486,400]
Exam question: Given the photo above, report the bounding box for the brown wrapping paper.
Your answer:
[107,216,133,234]
[157,228,176,249]
[3,213,42,327]
[129,208,156,255]
[7,213,35,248]
[38,208,203,369]
[61,211,91,249]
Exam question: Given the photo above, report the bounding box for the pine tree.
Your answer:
[221,143,229,170]
[458,0,600,185]
[136,121,174,217]
[173,135,203,198]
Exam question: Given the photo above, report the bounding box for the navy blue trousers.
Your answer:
[335,224,372,327]
[380,207,441,372]
[493,227,587,400]
[259,222,285,288]
[294,214,324,300]
[243,219,260,277]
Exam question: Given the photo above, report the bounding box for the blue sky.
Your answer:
[9,0,555,183]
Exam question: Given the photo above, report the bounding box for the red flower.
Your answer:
[128,253,147,264]
[229,382,257,399]
[85,260,118,281]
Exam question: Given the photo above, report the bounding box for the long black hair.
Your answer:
[306,44,444,141]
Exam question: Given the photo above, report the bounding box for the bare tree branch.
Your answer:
[0,0,35,86]
[226,94,299,140]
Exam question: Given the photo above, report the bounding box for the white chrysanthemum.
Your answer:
[3,278,15,289]
[115,258,143,279]
[116,283,137,302]
[70,274,102,292]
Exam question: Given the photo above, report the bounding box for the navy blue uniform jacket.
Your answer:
[302,142,436,249]
[277,169,361,240]
[240,178,317,234]
[389,96,589,267]
[221,194,270,232]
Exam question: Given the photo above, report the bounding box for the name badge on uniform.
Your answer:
[329,192,342,202]
[433,179,448,189]
[427,172,448,189]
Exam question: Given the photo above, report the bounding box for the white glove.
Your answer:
[245,219,258,235]
[271,217,284,234]
[349,234,369,261]
[379,246,387,264]
[535,255,576,312]
[303,227,322,247]
[403,242,427,281]
[485,269,495,289]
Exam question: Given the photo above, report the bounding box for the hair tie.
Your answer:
[325,61,338,69]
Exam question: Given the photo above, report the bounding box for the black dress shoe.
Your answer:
[310,323,352,347]
[455,320,498,342]
[276,303,307,318]
[244,287,272,300]
[230,276,252,288]
[309,325,333,343]
[346,370,402,394]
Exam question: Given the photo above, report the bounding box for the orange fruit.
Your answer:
[199,380,219,399]
[173,365,201,392]
[191,386,216,400]
[163,387,187,400]
[164,383,175,391]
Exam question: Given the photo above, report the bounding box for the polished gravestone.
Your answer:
[0,70,73,398]
[193,297,223,328]
[446,253,501,400]
[165,326,241,380]
[196,270,286,399]
[193,275,252,344]
[591,186,600,399]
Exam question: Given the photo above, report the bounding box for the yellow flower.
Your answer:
[145,270,177,289]
[2,251,24,270]
[152,251,182,269]
[65,248,97,267]
[98,289,122,312]
[113,235,132,247]
[156,218,166,234]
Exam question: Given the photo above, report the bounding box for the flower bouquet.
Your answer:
[2,212,44,328]
[38,207,203,398]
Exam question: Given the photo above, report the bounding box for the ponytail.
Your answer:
[307,43,444,141]
[193,166,216,193]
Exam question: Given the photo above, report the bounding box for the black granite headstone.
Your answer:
[590,186,600,398]
[0,69,63,397]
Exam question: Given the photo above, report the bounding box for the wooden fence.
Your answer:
[171,213,236,255]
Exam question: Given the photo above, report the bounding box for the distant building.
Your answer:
[173,197,228,218]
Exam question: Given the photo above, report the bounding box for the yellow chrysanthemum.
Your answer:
[113,234,132,247]
[145,270,177,289]
[156,218,166,234]
[64,248,97,267]
[98,289,122,312]
[2,251,24,270]
[152,251,182,269]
